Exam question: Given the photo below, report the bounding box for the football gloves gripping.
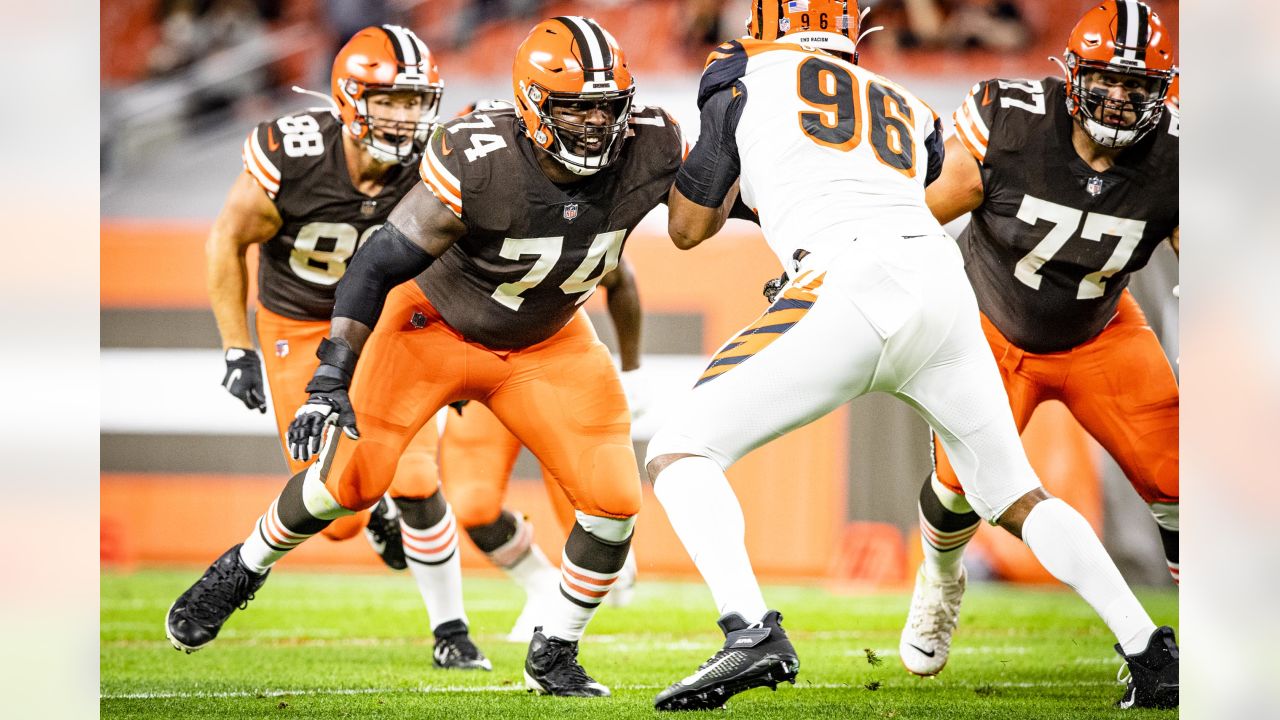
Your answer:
[287,338,361,462]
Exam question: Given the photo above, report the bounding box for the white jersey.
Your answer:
[711,38,946,270]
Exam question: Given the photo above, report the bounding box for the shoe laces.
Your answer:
[187,563,257,624]
[1116,661,1132,686]
[541,639,594,685]
[440,632,482,662]
[909,577,962,636]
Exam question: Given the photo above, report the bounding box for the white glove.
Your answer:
[619,368,650,421]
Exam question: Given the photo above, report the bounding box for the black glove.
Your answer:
[287,338,360,462]
[762,271,789,304]
[222,348,267,413]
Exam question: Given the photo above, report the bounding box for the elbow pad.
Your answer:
[332,223,435,329]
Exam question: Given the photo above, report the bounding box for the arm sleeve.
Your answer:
[673,85,746,209]
[241,121,285,200]
[331,222,435,329]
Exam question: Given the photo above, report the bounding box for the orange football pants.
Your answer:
[320,283,640,519]
[439,401,578,532]
[254,305,442,539]
[935,290,1178,505]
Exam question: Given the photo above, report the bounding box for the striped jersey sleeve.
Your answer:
[241,121,285,199]
[951,79,998,164]
[418,125,464,218]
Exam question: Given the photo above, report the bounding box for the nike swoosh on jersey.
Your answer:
[267,128,280,151]
[440,134,452,156]
[981,83,993,106]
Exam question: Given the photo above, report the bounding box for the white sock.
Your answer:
[401,504,468,630]
[507,545,559,597]
[239,498,319,574]
[653,456,768,624]
[541,551,621,642]
[1020,498,1156,654]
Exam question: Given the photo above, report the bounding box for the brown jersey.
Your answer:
[416,105,683,349]
[949,77,1179,353]
[242,110,420,321]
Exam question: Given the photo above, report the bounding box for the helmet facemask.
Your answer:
[526,84,635,176]
[342,82,442,165]
[1064,55,1170,148]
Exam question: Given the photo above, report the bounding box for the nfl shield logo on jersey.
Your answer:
[563,203,579,221]
[275,339,289,358]
[360,200,378,217]
[1086,177,1104,197]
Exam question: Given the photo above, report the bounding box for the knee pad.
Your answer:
[448,484,504,528]
[585,443,642,518]
[1149,502,1178,532]
[575,510,635,544]
[930,472,975,514]
[303,462,354,520]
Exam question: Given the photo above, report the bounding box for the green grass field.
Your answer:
[102,569,1178,719]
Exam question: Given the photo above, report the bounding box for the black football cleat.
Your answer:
[524,628,610,697]
[165,544,269,653]
[654,609,799,711]
[432,619,492,670]
[1116,625,1179,709]
[364,495,407,571]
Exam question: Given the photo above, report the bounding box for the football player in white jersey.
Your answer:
[645,1,1175,711]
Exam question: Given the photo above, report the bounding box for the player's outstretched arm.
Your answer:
[925,135,985,226]
[600,256,642,372]
[600,256,650,420]
[668,181,740,250]
[206,171,282,412]
[286,184,466,461]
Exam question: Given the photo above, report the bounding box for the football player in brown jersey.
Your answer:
[432,100,649,641]
[900,1,1179,709]
[170,16,684,697]
[172,25,491,670]
[440,254,647,644]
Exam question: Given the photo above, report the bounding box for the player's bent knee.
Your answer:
[645,452,700,484]
[583,443,642,518]
[576,511,635,543]
[451,489,505,528]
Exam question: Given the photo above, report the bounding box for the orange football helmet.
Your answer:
[748,1,861,58]
[1059,1,1176,147]
[512,16,635,176]
[332,25,444,164]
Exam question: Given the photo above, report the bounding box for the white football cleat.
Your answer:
[899,565,966,676]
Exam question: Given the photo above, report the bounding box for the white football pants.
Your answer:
[646,233,1040,522]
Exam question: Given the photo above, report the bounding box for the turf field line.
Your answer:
[101,680,1120,701]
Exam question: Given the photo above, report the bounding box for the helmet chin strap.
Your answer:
[1080,117,1138,148]
[554,150,603,176]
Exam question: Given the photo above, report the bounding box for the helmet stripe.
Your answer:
[382,24,418,67]
[557,16,610,83]
[1116,0,1141,61]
